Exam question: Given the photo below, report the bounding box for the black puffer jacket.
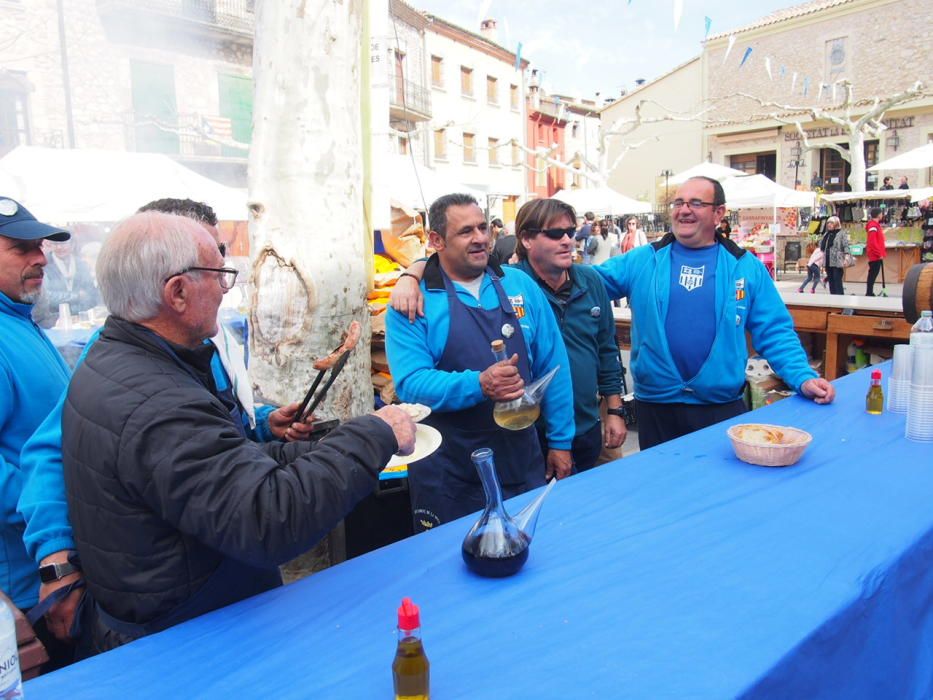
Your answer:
[63,317,396,632]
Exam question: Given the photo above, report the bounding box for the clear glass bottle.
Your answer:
[0,598,22,700]
[488,340,559,431]
[866,369,884,415]
[393,598,429,700]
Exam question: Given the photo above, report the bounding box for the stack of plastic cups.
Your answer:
[906,334,933,442]
[887,344,911,413]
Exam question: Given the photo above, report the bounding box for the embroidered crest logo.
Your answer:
[678,265,705,292]
[508,294,526,319]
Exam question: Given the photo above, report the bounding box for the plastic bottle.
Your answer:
[393,598,429,700]
[910,310,933,348]
[866,369,884,415]
[0,598,22,700]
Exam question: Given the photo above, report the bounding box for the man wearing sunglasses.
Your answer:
[390,198,626,473]
[592,176,835,449]
[385,193,573,532]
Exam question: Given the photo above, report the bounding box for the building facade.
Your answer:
[601,0,932,206]
[422,15,527,224]
[0,0,254,186]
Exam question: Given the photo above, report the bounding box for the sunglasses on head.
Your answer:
[526,226,576,240]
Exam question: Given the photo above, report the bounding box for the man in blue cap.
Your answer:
[0,197,74,668]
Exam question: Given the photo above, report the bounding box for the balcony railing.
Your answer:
[98,0,254,38]
[389,77,431,121]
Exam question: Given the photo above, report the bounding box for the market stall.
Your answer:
[818,189,931,283]
[25,366,933,698]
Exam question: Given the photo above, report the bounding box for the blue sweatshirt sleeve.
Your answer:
[17,329,103,564]
[517,274,575,450]
[1,368,25,528]
[251,405,277,443]
[385,301,486,411]
[593,274,624,397]
[593,253,633,300]
[744,262,817,392]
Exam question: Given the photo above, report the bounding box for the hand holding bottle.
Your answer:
[480,353,525,402]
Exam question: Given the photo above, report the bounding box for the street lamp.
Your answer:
[660,169,673,228]
[790,142,803,189]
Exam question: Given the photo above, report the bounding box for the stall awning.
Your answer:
[0,146,248,222]
[552,186,651,214]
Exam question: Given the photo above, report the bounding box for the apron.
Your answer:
[72,335,278,657]
[411,268,545,532]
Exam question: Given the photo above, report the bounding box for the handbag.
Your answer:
[843,252,857,268]
[906,205,921,219]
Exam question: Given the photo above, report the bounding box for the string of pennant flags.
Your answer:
[509,1,838,102]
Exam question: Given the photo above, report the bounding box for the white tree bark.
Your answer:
[737,80,926,191]
[248,0,371,421]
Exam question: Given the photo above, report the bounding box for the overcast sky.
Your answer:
[413,0,800,100]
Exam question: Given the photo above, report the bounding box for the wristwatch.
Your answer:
[38,556,81,583]
[606,407,626,418]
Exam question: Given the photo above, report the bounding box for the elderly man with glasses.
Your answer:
[591,176,835,449]
[54,211,414,656]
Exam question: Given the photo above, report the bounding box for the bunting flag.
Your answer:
[721,35,736,65]
[802,77,811,96]
[831,82,837,102]
[739,47,753,68]
[779,65,786,79]
[704,16,712,38]
[791,72,798,93]
[514,42,523,70]
[764,57,773,80]
[673,0,683,30]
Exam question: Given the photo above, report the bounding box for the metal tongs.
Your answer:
[295,349,351,423]
[294,321,362,422]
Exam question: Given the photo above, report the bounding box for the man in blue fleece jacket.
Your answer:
[0,197,73,668]
[593,177,835,449]
[386,193,573,532]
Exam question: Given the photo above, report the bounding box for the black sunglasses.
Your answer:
[526,226,576,240]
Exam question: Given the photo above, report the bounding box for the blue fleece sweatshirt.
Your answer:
[385,264,575,449]
[0,291,70,609]
[594,235,816,404]
[18,326,276,571]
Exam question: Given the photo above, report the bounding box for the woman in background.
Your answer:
[621,216,648,254]
[819,216,849,295]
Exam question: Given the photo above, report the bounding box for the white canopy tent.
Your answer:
[867,143,933,172]
[552,186,651,215]
[820,187,933,203]
[0,146,248,222]
[722,174,816,209]
[669,162,746,185]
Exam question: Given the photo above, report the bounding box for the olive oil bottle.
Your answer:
[393,598,429,700]
[866,369,884,415]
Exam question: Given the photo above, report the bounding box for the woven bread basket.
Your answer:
[727,423,812,467]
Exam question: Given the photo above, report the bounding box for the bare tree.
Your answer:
[735,80,927,191]
[248,0,371,422]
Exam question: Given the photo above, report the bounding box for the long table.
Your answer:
[26,365,933,698]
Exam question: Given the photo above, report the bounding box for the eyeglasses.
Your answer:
[164,266,239,290]
[526,226,576,240]
[669,199,722,210]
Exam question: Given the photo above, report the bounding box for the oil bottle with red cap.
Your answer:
[393,597,429,700]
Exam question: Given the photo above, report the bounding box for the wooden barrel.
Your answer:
[903,263,933,324]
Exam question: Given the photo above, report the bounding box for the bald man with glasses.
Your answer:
[591,176,834,449]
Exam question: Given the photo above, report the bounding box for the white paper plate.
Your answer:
[384,424,442,469]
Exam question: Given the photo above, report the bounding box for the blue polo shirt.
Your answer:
[666,241,718,381]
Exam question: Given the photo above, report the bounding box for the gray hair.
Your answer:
[97,212,203,322]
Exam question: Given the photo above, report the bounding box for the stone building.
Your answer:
[603,0,932,207]
[0,0,254,186]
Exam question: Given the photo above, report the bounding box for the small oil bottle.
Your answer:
[393,598,429,700]
[866,369,884,415]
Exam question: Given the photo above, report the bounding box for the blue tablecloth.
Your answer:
[26,364,933,698]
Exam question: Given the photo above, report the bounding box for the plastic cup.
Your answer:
[891,344,913,381]
[911,348,933,387]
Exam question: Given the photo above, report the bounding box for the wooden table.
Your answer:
[845,244,919,283]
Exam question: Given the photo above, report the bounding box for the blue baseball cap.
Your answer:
[0,197,70,242]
